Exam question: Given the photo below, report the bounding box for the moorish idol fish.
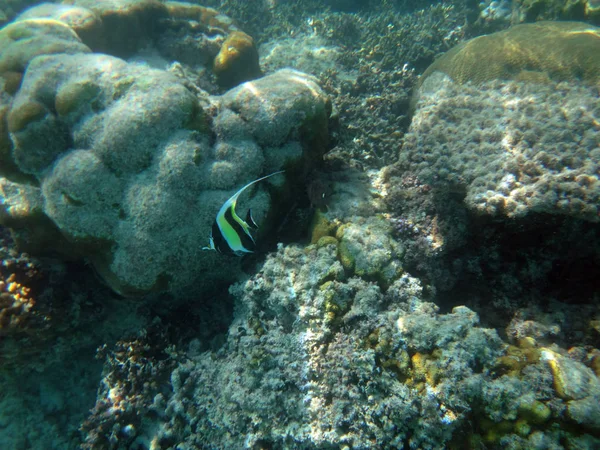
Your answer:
[203,170,284,256]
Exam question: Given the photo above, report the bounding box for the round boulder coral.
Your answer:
[1,53,330,295]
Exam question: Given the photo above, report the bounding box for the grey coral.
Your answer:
[403,74,600,221]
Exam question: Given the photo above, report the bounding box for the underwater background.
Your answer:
[1,0,600,448]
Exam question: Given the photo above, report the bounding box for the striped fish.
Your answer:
[203,171,284,256]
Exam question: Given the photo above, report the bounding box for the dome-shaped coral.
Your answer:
[421,21,600,86]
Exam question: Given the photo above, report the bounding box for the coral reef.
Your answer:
[82,244,504,448]
[421,21,600,86]
[79,241,600,448]
[0,225,153,450]
[382,74,600,327]
[0,225,149,370]
[5,0,262,91]
[0,226,44,338]
[514,0,600,25]
[403,77,600,221]
[477,0,600,30]
[199,0,470,168]
[1,1,599,449]
[257,2,467,168]
[0,0,331,295]
[2,53,329,295]
[80,327,179,450]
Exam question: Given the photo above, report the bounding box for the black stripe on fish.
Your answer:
[246,209,259,230]
[211,222,226,253]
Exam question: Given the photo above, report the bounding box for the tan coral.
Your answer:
[421,21,600,86]
[15,3,105,51]
[213,31,261,89]
[0,18,90,76]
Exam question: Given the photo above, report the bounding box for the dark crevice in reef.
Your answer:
[412,211,600,342]
[145,281,235,353]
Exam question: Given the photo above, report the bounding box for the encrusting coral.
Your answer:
[402,77,600,222]
[78,240,600,448]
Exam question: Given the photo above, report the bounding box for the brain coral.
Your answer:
[9,1,258,90]
[421,21,600,85]
[0,51,330,295]
[0,17,90,77]
[60,0,168,56]
[400,75,600,221]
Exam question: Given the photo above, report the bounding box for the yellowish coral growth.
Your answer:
[422,21,600,86]
[213,31,260,88]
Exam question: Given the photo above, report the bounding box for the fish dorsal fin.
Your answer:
[228,170,285,208]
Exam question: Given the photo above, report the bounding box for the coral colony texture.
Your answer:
[0,0,599,449]
[404,77,600,221]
